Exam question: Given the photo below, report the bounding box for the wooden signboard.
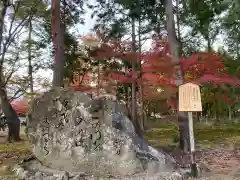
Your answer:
[178,82,202,177]
[179,82,202,112]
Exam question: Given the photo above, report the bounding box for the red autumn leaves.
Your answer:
[77,36,240,104]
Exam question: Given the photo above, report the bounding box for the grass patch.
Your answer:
[0,140,30,154]
[0,129,31,177]
[144,121,240,150]
[0,128,31,154]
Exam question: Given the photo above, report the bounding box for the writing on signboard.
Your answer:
[179,82,202,112]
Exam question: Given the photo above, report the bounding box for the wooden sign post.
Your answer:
[179,82,202,177]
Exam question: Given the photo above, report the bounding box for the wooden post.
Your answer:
[188,111,197,177]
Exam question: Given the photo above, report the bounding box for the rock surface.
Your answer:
[25,88,180,178]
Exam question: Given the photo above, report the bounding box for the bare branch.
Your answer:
[3,51,20,87]
[78,68,90,86]
[0,0,43,67]
[3,17,28,48]
[6,2,21,47]
[8,88,26,102]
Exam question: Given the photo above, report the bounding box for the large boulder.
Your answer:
[26,88,180,178]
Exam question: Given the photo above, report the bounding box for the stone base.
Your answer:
[12,159,184,180]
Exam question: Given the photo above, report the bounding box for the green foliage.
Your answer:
[10,0,47,25]
[61,0,85,26]
[222,1,240,58]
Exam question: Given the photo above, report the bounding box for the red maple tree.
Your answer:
[78,35,240,108]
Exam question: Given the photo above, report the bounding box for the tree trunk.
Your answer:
[0,0,7,48]
[207,31,211,52]
[138,16,144,131]
[164,0,190,152]
[228,104,232,121]
[97,62,100,96]
[0,89,21,141]
[153,106,156,121]
[236,42,239,59]
[176,0,182,55]
[196,112,200,122]
[51,0,65,87]
[207,38,211,52]
[0,0,21,142]
[127,86,131,113]
[131,16,143,137]
[28,18,34,93]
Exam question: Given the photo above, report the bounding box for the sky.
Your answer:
[71,2,96,35]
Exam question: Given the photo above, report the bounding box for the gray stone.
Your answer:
[169,172,183,180]
[47,176,58,180]
[20,170,29,179]
[14,167,24,178]
[72,174,86,180]
[60,172,69,180]
[35,171,43,180]
[26,88,179,178]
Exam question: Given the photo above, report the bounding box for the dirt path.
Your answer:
[170,147,240,179]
